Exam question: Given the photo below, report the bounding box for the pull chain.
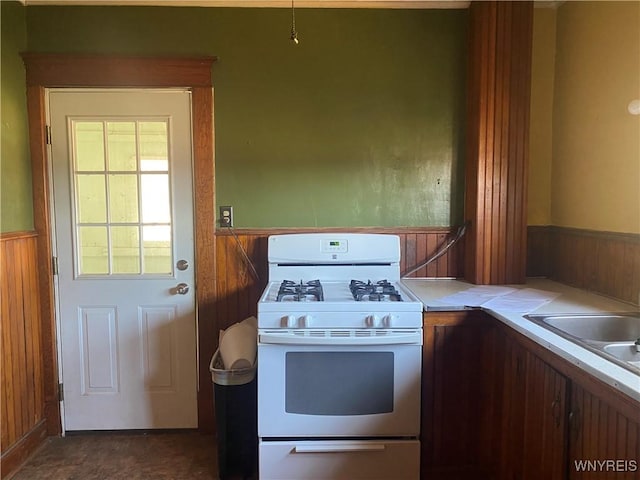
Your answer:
[290,0,299,44]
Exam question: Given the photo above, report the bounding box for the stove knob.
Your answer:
[382,315,394,327]
[282,315,296,328]
[299,315,313,328]
[365,315,379,328]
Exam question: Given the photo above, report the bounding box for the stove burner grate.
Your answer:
[277,280,324,302]
[349,279,403,302]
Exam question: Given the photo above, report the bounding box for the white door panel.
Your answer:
[49,90,197,430]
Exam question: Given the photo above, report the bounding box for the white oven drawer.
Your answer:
[259,439,420,480]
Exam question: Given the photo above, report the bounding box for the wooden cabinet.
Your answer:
[422,310,501,479]
[521,352,569,480]
[497,333,527,480]
[422,311,640,480]
[497,329,569,480]
[568,383,640,479]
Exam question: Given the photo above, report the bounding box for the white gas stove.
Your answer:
[257,233,423,480]
[257,233,423,330]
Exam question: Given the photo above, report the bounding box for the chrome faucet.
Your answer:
[635,338,640,352]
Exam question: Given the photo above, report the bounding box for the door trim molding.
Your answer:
[21,54,218,433]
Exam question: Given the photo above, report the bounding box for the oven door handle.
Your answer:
[294,444,386,454]
[258,330,422,346]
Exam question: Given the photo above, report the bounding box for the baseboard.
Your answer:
[1,420,48,479]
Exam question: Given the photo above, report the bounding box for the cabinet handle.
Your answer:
[551,397,561,427]
[568,408,581,437]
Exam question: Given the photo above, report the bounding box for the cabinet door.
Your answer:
[498,334,568,480]
[522,353,569,480]
[569,383,640,479]
[422,311,499,479]
[498,334,527,480]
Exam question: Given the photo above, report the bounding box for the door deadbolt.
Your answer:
[176,259,189,271]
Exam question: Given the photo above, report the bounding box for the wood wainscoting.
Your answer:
[213,227,465,333]
[527,226,640,306]
[1,231,48,478]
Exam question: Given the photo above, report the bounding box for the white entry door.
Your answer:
[49,90,197,430]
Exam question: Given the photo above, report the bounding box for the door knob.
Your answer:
[174,283,190,295]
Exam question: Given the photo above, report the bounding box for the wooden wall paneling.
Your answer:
[441,233,454,277]
[404,228,465,278]
[623,241,640,306]
[1,233,48,477]
[595,236,625,302]
[2,240,17,449]
[215,234,229,335]
[493,1,508,283]
[526,225,551,277]
[416,233,428,277]
[464,0,481,285]
[214,232,268,336]
[8,238,27,443]
[528,226,640,306]
[465,1,533,285]
[519,1,533,282]
[403,233,417,279]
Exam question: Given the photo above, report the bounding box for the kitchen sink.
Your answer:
[527,314,640,342]
[603,344,640,368]
[524,313,640,375]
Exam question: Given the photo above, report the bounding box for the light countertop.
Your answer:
[401,277,640,402]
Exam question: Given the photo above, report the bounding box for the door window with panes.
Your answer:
[72,120,173,276]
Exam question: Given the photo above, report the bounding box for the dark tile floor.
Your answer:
[8,431,221,480]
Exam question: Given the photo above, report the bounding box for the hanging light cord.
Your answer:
[290,0,299,44]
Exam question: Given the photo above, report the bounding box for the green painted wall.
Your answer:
[1,1,33,233]
[27,6,467,228]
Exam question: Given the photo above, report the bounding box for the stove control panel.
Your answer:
[265,312,419,329]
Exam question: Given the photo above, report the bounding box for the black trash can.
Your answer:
[210,349,258,480]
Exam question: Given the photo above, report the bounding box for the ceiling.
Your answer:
[21,0,471,8]
[20,0,565,9]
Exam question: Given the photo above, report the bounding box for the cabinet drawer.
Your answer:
[259,439,420,480]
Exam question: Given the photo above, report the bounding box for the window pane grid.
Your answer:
[71,118,173,277]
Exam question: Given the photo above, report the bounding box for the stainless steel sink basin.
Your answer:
[524,312,640,375]
[528,314,640,342]
[603,344,640,367]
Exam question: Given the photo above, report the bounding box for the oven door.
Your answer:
[257,330,422,438]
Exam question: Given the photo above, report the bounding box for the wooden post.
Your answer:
[464,1,534,285]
